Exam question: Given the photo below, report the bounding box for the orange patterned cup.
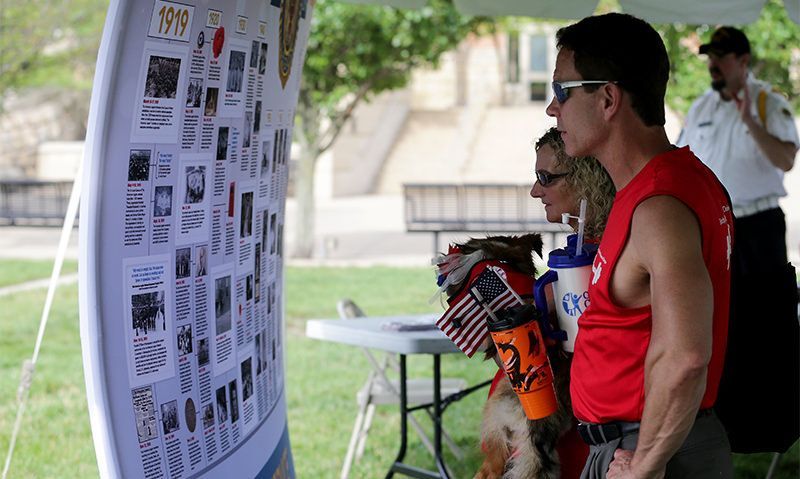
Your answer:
[488,305,557,420]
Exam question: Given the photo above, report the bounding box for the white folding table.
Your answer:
[306,314,491,479]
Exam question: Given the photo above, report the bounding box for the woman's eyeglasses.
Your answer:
[552,80,615,103]
[536,170,568,187]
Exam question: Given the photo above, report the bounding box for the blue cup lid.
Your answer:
[547,234,597,268]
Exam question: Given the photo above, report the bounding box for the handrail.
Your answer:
[0,179,77,226]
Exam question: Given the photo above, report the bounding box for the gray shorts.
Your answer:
[579,411,733,478]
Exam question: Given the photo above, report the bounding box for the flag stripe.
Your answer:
[436,265,528,357]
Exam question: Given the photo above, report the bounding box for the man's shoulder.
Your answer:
[750,77,792,106]
[686,89,719,117]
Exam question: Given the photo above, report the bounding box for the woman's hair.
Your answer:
[534,127,616,239]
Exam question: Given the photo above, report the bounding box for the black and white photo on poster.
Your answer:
[132,42,187,143]
[184,166,206,204]
[255,333,262,375]
[245,273,253,301]
[144,55,181,99]
[184,398,197,434]
[259,138,272,181]
[153,186,173,217]
[240,191,253,238]
[254,101,261,134]
[195,244,208,278]
[240,357,253,402]
[216,126,229,161]
[267,284,273,315]
[176,154,211,245]
[228,380,239,424]
[214,275,232,335]
[128,149,152,182]
[260,327,267,373]
[258,42,267,75]
[254,247,261,304]
[277,223,284,258]
[186,77,203,108]
[220,40,250,117]
[272,130,279,173]
[249,40,259,69]
[204,87,219,117]
[132,386,158,443]
[269,213,277,254]
[282,129,290,164]
[197,337,210,367]
[176,324,193,356]
[131,291,166,336]
[226,50,245,93]
[242,112,252,148]
[160,399,180,435]
[202,402,214,429]
[261,210,269,253]
[216,386,228,423]
[175,247,191,279]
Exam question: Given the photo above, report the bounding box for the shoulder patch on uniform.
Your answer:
[771,87,788,100]
[782,108,792,117]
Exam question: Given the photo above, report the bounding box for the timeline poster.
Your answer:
[79,0,309,477]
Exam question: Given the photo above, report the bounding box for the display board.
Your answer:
[79,0,310,477]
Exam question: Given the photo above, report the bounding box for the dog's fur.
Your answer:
[440,234,574,479]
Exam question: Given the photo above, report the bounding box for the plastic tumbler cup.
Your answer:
[487,304,557,420]
[534,234,597,352]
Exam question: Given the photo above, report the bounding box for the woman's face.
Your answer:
[530,144,577,225]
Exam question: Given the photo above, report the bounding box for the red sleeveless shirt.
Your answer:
[570,147,733,423]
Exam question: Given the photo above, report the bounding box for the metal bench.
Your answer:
[0,179,75,226]
[403,183,570,256]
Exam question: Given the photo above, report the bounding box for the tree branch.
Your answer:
[316,66,407,154]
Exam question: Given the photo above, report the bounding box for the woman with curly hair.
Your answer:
[479,127,616,479]
[531,126,615,240]
[532,126,615,478]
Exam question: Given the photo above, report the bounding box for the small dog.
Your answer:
[436,234,574,479]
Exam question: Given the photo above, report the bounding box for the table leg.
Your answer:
[386,354,408,479]
[433,354,451,479]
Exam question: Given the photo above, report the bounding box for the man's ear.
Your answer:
[601,82,623,121]
[738,52,751,69]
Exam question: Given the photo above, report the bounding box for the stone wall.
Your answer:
[0,88,90,178]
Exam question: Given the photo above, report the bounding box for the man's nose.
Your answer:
[546,96,559,117]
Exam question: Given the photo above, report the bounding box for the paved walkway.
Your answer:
[0,273,79,297]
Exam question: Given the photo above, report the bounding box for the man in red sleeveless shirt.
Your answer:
[545,14,734,479]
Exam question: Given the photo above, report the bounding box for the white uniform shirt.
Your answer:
[678,73,799,205]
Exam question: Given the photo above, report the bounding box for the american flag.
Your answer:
[436,266,520,357]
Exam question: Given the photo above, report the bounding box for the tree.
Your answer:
[657,0,800,119]
[293,0,479,258]
[0,0,107,99]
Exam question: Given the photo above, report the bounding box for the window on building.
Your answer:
[529,81,547,101]
[529,34,547,73]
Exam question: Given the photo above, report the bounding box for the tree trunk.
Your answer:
[292,143,318,259]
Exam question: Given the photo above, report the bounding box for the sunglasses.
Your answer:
[552,80,615,103]
[536,170,568,187]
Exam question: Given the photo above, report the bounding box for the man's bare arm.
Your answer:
[627,196,713,478]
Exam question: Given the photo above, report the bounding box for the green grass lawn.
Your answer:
[0,259,78,288]
[0,264,797,478]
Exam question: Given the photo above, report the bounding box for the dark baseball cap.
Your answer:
[699,26,751,56]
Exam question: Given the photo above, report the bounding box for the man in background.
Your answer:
[679,26,800,454]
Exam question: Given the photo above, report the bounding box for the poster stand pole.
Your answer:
[1,162,83,479]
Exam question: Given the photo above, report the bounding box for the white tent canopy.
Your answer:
[342,0,800,25]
